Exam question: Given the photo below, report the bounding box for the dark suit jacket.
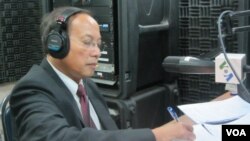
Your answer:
[10,58,155,141]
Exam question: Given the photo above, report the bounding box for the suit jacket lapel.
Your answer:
[40,58,85,126]
[85,84,117,130]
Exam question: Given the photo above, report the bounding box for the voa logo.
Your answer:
[226,129,246,136]
[222,125,250,141]
[220,61,234,82]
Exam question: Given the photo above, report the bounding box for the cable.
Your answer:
[217,10,250,103]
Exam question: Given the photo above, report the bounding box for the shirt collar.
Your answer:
[47,58,80,95]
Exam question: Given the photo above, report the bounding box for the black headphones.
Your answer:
[46,7,83,59]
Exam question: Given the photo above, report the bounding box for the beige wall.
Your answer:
[0,82,15,101]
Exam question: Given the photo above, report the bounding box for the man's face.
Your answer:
[58,13,101,82]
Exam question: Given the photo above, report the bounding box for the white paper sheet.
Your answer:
[178,95,250,124]
[193,124,220,141]
[182,96,250,141]
[195,113,250,141]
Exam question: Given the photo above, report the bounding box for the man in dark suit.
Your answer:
[10,6,195,141]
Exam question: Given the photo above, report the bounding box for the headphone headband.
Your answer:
[56,7,83,27]
[47,7,84,59]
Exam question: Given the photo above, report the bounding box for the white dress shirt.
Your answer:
[47,58,102,130]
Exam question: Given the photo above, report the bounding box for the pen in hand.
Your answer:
[167,107,212,135]
[167,106,179,122]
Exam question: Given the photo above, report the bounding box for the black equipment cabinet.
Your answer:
[52,0,179,99]
[105,85,173,129]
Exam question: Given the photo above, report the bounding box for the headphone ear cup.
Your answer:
[47,30,69,59]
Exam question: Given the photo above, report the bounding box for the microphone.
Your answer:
[162,54,250,103]
[162,56,215,74]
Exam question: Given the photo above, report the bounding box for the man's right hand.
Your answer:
[152,121,196,141]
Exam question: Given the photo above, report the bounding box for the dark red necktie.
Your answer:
[77,84,96,128]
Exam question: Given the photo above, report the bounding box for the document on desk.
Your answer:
[194,113,250,141]
[193,124,220,141]
[178,95,250,124]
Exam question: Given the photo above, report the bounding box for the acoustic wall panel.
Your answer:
[0,0,44,83]
[178,0,249,104]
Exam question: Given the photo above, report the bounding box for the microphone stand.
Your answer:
[218,10,250,103]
